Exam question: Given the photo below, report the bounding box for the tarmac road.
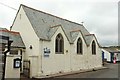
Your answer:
[56,63,119,78]
[21,63,120,80]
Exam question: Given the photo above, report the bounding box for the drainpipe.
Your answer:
[40,40,43,73]
[3,39,13,80]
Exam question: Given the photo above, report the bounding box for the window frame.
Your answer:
[92,40,96,55]
[77,37,83,55]
[55,33,64,54]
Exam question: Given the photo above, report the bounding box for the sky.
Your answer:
[0,0,119,47]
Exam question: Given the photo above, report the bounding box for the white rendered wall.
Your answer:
[5,55,21,78]
[87,38,102,69]
[40,27,71,75]
[102,49,111,62]
[11,6,40,77]
[70,32,88,71]
[39,26,102,76]
[11,6,102,77]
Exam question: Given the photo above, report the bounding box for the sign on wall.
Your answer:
[13,58,21,68]
[44,47,50,57]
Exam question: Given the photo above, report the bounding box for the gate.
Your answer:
[23,60,30,78]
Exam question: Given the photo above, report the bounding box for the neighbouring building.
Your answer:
[11,4,102,78]
[0,27,25,78]
[0,27,25,52]
[102,46,120,63]
[102,49,111,62]
[0,27,25,56]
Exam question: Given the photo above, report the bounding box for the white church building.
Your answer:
[11,4,102,78]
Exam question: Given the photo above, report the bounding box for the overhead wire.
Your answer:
[0,2,17,11]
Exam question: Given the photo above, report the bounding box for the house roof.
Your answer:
[12,4,100,46]
[0,27,25,48]
[103,47,120,53]
[0,27,7,30]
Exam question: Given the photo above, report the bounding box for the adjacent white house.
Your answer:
[102,47,120,63]
[11,4,102,78]
[102,49,111,62]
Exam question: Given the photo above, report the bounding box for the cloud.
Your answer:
[82,2,118,46]
[0,0,118,46]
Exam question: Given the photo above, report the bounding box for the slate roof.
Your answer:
[84,34,94,46]
[103,47,120,53]
[0,27,7,30]
[14,4,99,46]
[0,27,25,48]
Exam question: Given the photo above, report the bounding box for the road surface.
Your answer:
[55,63,119,78]
[21,63,120,80]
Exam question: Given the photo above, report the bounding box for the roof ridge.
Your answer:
[85,34,94,36]
[21,4,84,27]
[50,24,61,28]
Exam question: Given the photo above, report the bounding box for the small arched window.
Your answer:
[92,41,96,55]
[77,38,83,54]
[55,33,64,54]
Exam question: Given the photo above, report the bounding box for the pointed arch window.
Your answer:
[55,33,64,54]
[77,38,83,54]
[92,41,96,55]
